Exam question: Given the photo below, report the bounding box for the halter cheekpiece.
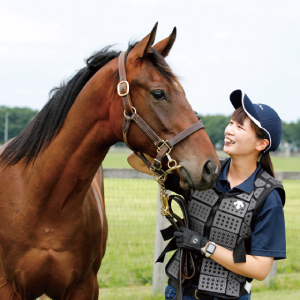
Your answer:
[117,51,205,180]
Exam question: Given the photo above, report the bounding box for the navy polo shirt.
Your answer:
[165,159,286,260]
[216,159,286,259]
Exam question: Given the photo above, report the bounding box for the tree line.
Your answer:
[0,107,299,150]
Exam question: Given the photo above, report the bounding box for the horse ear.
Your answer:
[129,22,158,61]
[153,27,176,57]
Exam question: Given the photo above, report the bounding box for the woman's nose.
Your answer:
[225,125,234,136]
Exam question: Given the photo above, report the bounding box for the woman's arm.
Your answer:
[201,243,274,281]
[127,152,154,175]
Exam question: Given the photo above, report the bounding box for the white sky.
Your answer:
[1,0,299,123]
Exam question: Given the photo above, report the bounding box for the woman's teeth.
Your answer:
[224,138,235,144]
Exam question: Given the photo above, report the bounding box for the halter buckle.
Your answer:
[157,140,172,153]
[153,158,162,171]
[117,81,130,97]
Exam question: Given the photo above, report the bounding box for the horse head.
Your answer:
[111,23,220,191]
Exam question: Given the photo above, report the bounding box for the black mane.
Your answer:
[0,43,178,167]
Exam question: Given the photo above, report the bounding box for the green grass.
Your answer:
[271,156,300,172]
[277,180,300,274]
[98,286,300,300]
[99,151,300,298]
[102,150,131,169]
[103,149,300,172]
[97,178,158,288]
[98,178,300,292]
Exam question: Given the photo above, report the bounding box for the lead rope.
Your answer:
[117,51,201,300]
[155,166,196,300]
[153,164,181,218]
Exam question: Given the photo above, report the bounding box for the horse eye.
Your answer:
[151,90,166,101]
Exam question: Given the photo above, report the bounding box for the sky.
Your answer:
[1,0,299,123]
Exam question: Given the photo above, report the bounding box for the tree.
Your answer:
[0,106,38,144]
[201,115,231,147]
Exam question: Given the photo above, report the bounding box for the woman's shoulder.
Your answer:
[261,189,283,211]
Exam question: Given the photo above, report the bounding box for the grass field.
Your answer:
[102,149,300,171]
[99,151,300,299]
[98,286,300,300]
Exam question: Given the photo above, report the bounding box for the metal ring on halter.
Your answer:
[166,153,177,169]
[168,160,177,169]
[117,81,130,96]
[124,107,137,117]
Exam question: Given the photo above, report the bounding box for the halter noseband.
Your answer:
[117,51,205,177]
[118,51,201,294]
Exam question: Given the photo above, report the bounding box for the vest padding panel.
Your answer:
[165,169,284,299]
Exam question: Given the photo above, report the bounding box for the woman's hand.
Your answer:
[127,152,154,175]
[174,227,209,254]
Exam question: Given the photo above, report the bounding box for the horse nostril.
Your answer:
[203,160,212,176]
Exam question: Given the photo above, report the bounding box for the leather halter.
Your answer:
[117,51,205,175]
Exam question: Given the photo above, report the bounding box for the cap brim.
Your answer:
[230,89,272,152]
[230,89,261,128]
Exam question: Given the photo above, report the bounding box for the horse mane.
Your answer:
[0,43,178,167]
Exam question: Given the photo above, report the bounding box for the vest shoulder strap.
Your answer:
[219,156,230,169]
[252,169,285,226]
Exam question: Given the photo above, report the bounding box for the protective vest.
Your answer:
[164,158,285,299]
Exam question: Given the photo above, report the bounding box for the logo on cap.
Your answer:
[259,105,263,110]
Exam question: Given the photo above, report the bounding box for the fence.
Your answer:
[98,169,300,293]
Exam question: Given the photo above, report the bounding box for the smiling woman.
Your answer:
[128,89,287,300]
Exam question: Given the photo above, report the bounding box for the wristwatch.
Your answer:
[205,242,216,258]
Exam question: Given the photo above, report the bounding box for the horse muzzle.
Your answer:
[179,159,220,191]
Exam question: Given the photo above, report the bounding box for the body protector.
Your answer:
[164,158,285,299]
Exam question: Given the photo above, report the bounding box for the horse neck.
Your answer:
[30,61,122,199]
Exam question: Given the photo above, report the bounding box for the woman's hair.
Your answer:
[232,107,275,177]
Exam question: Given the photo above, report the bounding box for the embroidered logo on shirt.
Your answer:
[234,200,244,210]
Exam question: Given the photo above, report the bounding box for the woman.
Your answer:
[127,89,286,300]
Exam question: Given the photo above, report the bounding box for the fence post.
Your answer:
[152,185,169,295]
[264,261,277,287]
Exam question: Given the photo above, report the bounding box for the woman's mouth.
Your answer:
[224,138,235,145]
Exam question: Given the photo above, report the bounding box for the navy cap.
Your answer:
[230,89,282,152]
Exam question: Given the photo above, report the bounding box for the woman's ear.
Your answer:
[256,139,269,152]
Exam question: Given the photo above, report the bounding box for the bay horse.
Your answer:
[0,23,220,299]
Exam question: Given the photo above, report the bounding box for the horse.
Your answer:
[0,23,220,299]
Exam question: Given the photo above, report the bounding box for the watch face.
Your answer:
[206,243,216,254]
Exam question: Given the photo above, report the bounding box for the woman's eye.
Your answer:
[151,90,166,100]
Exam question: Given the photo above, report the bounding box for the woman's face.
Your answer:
[223,116,261,157]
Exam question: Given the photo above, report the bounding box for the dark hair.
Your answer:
[232,107,275,177]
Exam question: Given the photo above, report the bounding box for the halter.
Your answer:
[117,51,205,180]
[118,51,201,299]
